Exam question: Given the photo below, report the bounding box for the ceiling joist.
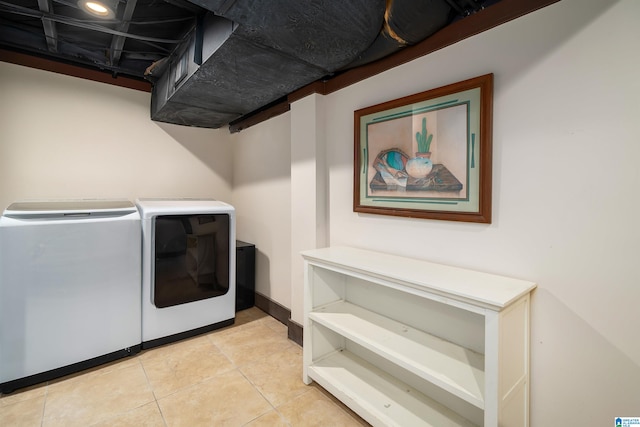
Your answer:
[109,0,137,66]
[36,0,57,52]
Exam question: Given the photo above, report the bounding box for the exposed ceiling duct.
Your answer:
[150,0,460,128]
[0,0,500,130]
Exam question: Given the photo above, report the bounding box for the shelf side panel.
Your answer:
[304,261,347,383]
[311,266,346,307]
[311,323,346,361]
[499,295,530,427]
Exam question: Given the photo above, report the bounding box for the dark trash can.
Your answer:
[236,240,256,311]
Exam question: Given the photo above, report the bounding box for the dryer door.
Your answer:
[153,214,230,308]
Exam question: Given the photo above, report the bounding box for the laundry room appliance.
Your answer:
[136,198,236,349]
[0,200,142,394]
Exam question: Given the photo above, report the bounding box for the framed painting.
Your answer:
[353,74,493,223]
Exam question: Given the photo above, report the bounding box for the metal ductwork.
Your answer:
[151,0,458,129]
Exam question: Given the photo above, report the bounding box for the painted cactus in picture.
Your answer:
[406,117,433,178]
[415,117,433,154]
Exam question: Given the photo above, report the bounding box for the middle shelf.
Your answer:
[309,300,486,409]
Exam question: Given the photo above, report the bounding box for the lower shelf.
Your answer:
[310,301,485,408]
[308,350,478,427]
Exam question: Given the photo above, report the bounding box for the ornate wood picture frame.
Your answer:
[354,74,493,223]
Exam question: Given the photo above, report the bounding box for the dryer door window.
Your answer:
[153,214,230,308]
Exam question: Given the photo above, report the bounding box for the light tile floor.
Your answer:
[0,307,369,427]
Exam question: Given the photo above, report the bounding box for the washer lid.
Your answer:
[135,198,234,219]
[3,199,137,218]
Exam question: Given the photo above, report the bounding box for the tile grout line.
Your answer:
[221,325,278,425]
[236,366,293,427]
[40,381,50,427]
[138,354,169,427]
[224,313,298,427]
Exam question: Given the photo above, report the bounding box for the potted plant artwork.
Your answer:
[405,117,433,178]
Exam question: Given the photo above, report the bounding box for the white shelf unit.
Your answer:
[302,246,536,427]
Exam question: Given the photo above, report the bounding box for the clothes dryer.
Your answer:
[136,198,235,348]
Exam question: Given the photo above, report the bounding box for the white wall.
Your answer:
[289,94,328,322]
[230,113,292,308]
[0,62,233,211]
[318,0,639,425]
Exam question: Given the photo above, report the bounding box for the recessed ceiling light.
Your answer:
[78,0,115,19]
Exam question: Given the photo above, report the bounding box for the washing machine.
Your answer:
[136,198,236,348]
[0,200,141,393]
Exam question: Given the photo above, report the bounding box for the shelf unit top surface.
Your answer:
[302,246,536,310]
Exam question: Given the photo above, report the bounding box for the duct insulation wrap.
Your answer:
[343,0,453,70]
[151,0,386,129]
[151,15,241,128]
